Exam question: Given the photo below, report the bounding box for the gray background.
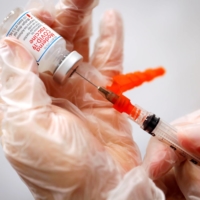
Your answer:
[1,0,200,199]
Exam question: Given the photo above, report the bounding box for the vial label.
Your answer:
[6,11,61,64]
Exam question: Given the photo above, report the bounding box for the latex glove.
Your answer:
[0,0,164,199]
[143,110,200,200]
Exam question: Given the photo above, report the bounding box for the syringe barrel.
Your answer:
[129,104,200,165]
[129,104,151,126]
[152,119,200,165]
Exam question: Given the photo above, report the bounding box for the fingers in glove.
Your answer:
[175,159,200,199]
[171,109,200,128]
[52,0,98,60]
[107,166,165,200]
[172,110,200,158]
[91,10,124,78]
[177,125,200,157]
[142,110,200,180]
[25,0,56,27]
[171,109,200,167]
[144,110,200,199]
[153,168,186,199]
[0,38,51,108]
[143,137,183,180]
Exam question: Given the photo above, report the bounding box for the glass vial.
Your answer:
[0,8,83,84]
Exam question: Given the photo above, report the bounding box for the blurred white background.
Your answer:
[0,0,200,199]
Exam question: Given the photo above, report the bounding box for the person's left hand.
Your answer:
[0,0,165,199]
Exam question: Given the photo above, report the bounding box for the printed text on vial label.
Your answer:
[7,13,60,62]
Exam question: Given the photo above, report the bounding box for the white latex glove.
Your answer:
[143,110,200,200]
[0,0,164,199]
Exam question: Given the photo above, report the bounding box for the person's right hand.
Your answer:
[0,0,164,199]
[143,110,200,200]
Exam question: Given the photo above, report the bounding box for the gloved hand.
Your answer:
[143,110,200,200]
[0,0,164,199]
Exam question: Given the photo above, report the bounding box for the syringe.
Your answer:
[75,71,200,166]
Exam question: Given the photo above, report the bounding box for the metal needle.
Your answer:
[75,71,98,88]
[75,70,118,103]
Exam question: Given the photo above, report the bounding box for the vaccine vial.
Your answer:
[0,7,83,84]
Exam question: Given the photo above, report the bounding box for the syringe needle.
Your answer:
[75,70,119,103]
[75,71,98,88]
